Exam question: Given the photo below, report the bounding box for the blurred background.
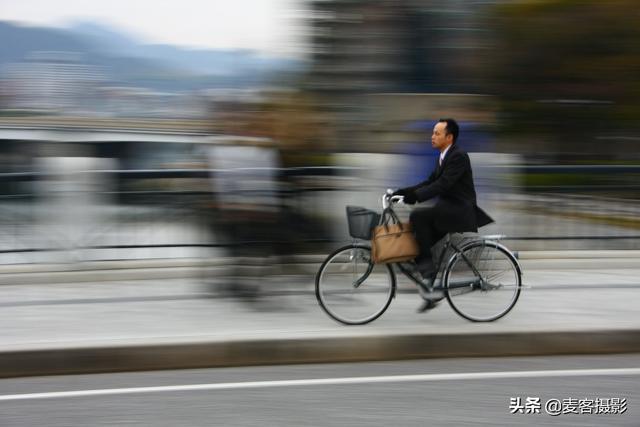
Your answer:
[1,4,639,424]
[0,0,639,270]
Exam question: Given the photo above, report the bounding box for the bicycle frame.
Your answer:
[395,235,479,290]
[356,192,522,294]
[382,194,519,292]
[318,192,523,324]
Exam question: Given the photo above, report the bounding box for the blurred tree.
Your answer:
[486,0,640,160]
[246,91,334,166]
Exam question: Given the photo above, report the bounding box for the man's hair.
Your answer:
[438,118,459,143]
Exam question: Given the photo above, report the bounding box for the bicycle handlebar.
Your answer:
[382,189,404,209]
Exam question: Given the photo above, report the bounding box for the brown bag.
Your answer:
[371,209,419,264]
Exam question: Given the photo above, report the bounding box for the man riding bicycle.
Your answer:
[393,118,493,312]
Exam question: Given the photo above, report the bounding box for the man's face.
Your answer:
[431,122,453,151]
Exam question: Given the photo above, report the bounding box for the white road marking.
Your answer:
[1,368,639,402]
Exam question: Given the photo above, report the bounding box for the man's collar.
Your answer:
[440,143,453,159]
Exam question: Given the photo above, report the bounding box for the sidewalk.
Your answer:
[0,253,639,378]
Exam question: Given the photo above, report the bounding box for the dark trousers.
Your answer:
[409,207,447,266]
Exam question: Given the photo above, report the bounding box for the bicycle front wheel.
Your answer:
[315,244,395,325]
[444,241,521,322]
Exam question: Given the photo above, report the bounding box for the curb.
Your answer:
[1,250,640,285]
[1,329,639,378]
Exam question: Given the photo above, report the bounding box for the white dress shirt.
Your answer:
[439,144,453,166]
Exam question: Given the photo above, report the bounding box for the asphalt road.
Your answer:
[0,354,638,426]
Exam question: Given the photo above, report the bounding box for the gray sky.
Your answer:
[0,0,307,57]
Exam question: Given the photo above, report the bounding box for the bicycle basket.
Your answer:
[346,206,381,240]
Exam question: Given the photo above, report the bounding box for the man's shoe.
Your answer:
[417,298,440,313]
[417,278,442,296]
[416,278,443,313]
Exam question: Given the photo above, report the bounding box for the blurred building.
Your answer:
[0,51,211,118]
[1,51,105,113]
[306,0,492,94]
[99,86,208,118]
[304,0,495,152]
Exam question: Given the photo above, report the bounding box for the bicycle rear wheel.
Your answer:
[315,244,395,325]
[444,241,521,322]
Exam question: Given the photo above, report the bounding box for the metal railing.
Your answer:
[0,166,364,263]
[0,164,639,263]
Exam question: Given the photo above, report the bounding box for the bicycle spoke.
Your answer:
[316,245,395,325]
[445,241,521,322]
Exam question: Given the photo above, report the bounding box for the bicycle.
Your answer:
[315,190,523,325]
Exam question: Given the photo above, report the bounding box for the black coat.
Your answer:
[410,144,493,232]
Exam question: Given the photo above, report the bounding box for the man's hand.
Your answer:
[392,188,409,197]
[393,187,417,204]
[403,190,417,205]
